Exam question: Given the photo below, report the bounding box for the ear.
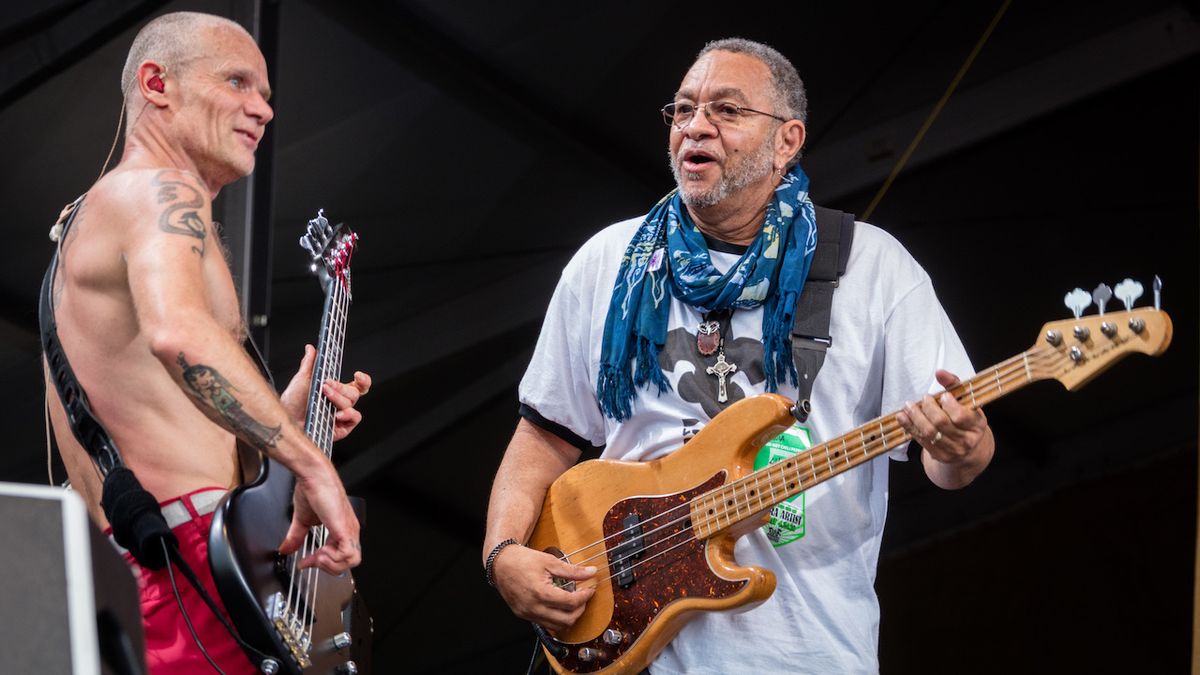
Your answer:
[775,119,806,168]
[136,61,170,107]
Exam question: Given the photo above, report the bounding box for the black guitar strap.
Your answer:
[40,197,123,474]
[789,206,856,421]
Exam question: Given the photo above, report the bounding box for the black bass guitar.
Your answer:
[209,210,370,675]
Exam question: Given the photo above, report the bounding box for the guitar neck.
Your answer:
[304,280,350,456]
[691,349,1044,539]
[686,305,1171,539]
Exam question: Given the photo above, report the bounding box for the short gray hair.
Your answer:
[697,38,807,124]
[697,38,807,167]
[120,12,248,95]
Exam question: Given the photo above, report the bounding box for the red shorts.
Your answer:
[110,487,258,675]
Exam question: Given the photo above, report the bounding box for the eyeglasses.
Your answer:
[662,100,788,128]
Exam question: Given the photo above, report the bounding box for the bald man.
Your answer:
[45,12,369,673]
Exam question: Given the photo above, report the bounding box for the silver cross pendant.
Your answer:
[706,351,738,403]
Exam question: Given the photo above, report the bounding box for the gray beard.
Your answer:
[668,137,775,209]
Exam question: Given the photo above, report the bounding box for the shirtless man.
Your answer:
[44,12,369,673]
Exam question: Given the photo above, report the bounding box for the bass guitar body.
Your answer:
[209,456,371,675]
[527,394,797,674]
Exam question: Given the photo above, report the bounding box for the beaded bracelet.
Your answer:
[484,538,519,588]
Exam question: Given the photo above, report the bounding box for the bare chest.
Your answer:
[205,253,247,340]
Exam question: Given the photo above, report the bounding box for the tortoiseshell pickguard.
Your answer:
[554,472,745,673]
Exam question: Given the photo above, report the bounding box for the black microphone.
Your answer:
[101,466,177,569]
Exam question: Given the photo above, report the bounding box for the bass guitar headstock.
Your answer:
[299,209,358,299]
[1028,278,1171,391]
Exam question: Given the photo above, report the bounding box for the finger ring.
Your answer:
[931,431,943,446]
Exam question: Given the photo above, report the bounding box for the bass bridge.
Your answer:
[265,591,314,669]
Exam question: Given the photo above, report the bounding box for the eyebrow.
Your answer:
[674,86,751,104]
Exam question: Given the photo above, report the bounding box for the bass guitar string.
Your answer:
[287,301,331,640]
[283,270,350,650]
[562,348,1062,582]
[579,349,1065,590]
[576,343,1065,559]
[588,348,1056,579]
[293,278,345,647]
[578,365,1031,591]
[300,279,348,646]
[304,292,345,646]
[288,291,336,637]
[561,346,1054,565]
[309,275,351,641]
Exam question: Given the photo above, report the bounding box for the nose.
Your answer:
[678,106,717,139]
[247,91,274,127]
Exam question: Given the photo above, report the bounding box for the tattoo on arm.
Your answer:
[153,171,208,257]
[177,352,283,449]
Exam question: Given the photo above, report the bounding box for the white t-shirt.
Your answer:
[519,216,974,674]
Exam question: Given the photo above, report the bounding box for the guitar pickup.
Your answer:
[611,513,645,589]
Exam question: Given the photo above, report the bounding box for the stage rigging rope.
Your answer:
[862,0,1013,222]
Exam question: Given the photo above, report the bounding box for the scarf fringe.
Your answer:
[597,364,634,422]
[634,335,671,394]
[598,337,671,422]
[762,291,799,392]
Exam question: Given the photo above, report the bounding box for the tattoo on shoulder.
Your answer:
[176,352,283,450]
[153,171,208,257]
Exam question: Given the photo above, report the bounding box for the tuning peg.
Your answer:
[1114,278,1143,311]
[1153,275,1162,311]
[1091,284,1112,316]
[1064,288,1091,319]
[299,235,315,255]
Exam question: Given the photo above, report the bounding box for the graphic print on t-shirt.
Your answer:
[754,424,813,547]
[659,327,766,419]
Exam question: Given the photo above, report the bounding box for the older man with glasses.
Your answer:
[483,38,994,674]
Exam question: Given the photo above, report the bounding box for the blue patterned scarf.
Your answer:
[597,165,819,421]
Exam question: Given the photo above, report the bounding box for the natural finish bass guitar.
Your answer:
[528,303,1172,674]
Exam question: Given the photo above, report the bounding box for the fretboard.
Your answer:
[303,277,350,458]
[689,347,1054,538]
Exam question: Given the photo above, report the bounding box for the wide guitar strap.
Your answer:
[790,206,856,420]
[39,196,125,475]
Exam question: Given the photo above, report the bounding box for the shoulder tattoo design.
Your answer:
[177,352,283,450]
[153,171,208,257]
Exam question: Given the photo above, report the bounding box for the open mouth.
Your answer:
[681,149,719,173]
